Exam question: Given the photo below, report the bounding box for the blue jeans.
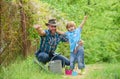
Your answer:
[35,49,70,67]
[70,46,85,70]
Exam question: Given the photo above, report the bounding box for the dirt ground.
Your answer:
[63,64,103,79]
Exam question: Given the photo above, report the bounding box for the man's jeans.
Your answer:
[35,50,70,67]
[70,46,85,70]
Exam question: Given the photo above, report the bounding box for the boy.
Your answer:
[57,16,87,74]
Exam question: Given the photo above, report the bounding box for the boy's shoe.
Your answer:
[81,68,85,75]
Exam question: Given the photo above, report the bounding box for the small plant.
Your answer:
[65,66,71,70]
[65,66,72,75]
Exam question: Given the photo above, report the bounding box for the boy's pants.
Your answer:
[70,46,85,70]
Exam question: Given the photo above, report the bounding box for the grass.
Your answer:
[0,56,120,79]
[0,56,62,79]
[84,63,120,79]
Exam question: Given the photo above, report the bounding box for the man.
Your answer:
[33,19,70,67]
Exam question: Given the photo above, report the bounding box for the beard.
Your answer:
[50,29,56,35]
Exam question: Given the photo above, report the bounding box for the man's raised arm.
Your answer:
[33,24,46,36]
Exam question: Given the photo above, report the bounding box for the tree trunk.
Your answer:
[19,0,27,57]
[0,0,2,64]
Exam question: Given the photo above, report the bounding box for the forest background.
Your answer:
[0,0,119,65]
[0,0,120,79]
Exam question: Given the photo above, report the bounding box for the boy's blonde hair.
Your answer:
[66,21,76,28]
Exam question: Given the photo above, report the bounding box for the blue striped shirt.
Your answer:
[39,30,68,54]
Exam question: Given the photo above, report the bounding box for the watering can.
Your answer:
[48,54,62,74]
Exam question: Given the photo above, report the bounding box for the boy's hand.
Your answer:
[74,40,84,54]
[79,40,84,46]
[84,15,88,20]
[80,16,88,28]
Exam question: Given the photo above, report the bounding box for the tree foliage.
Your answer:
[0,0,120,65]
[41,0,120,63]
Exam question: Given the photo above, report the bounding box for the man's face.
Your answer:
[48,25,56,34]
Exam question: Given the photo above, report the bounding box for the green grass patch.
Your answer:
[0,57,120,79]
[0,56,62,79]
[84,63,120,79]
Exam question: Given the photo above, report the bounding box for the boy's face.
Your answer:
[67,26,75,32]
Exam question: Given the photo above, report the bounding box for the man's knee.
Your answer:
[37,52,49,64]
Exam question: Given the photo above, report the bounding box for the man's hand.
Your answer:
[56,30,65,34]
[33,24,46,36]
[33,24,41,29]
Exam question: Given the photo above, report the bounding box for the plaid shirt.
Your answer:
[39,30,68,54]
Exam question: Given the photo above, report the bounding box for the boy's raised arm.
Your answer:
[56,30,65,34]
[33,24,46,36]
[79,16,88,28]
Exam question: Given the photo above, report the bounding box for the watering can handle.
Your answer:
[50,53,61,61]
